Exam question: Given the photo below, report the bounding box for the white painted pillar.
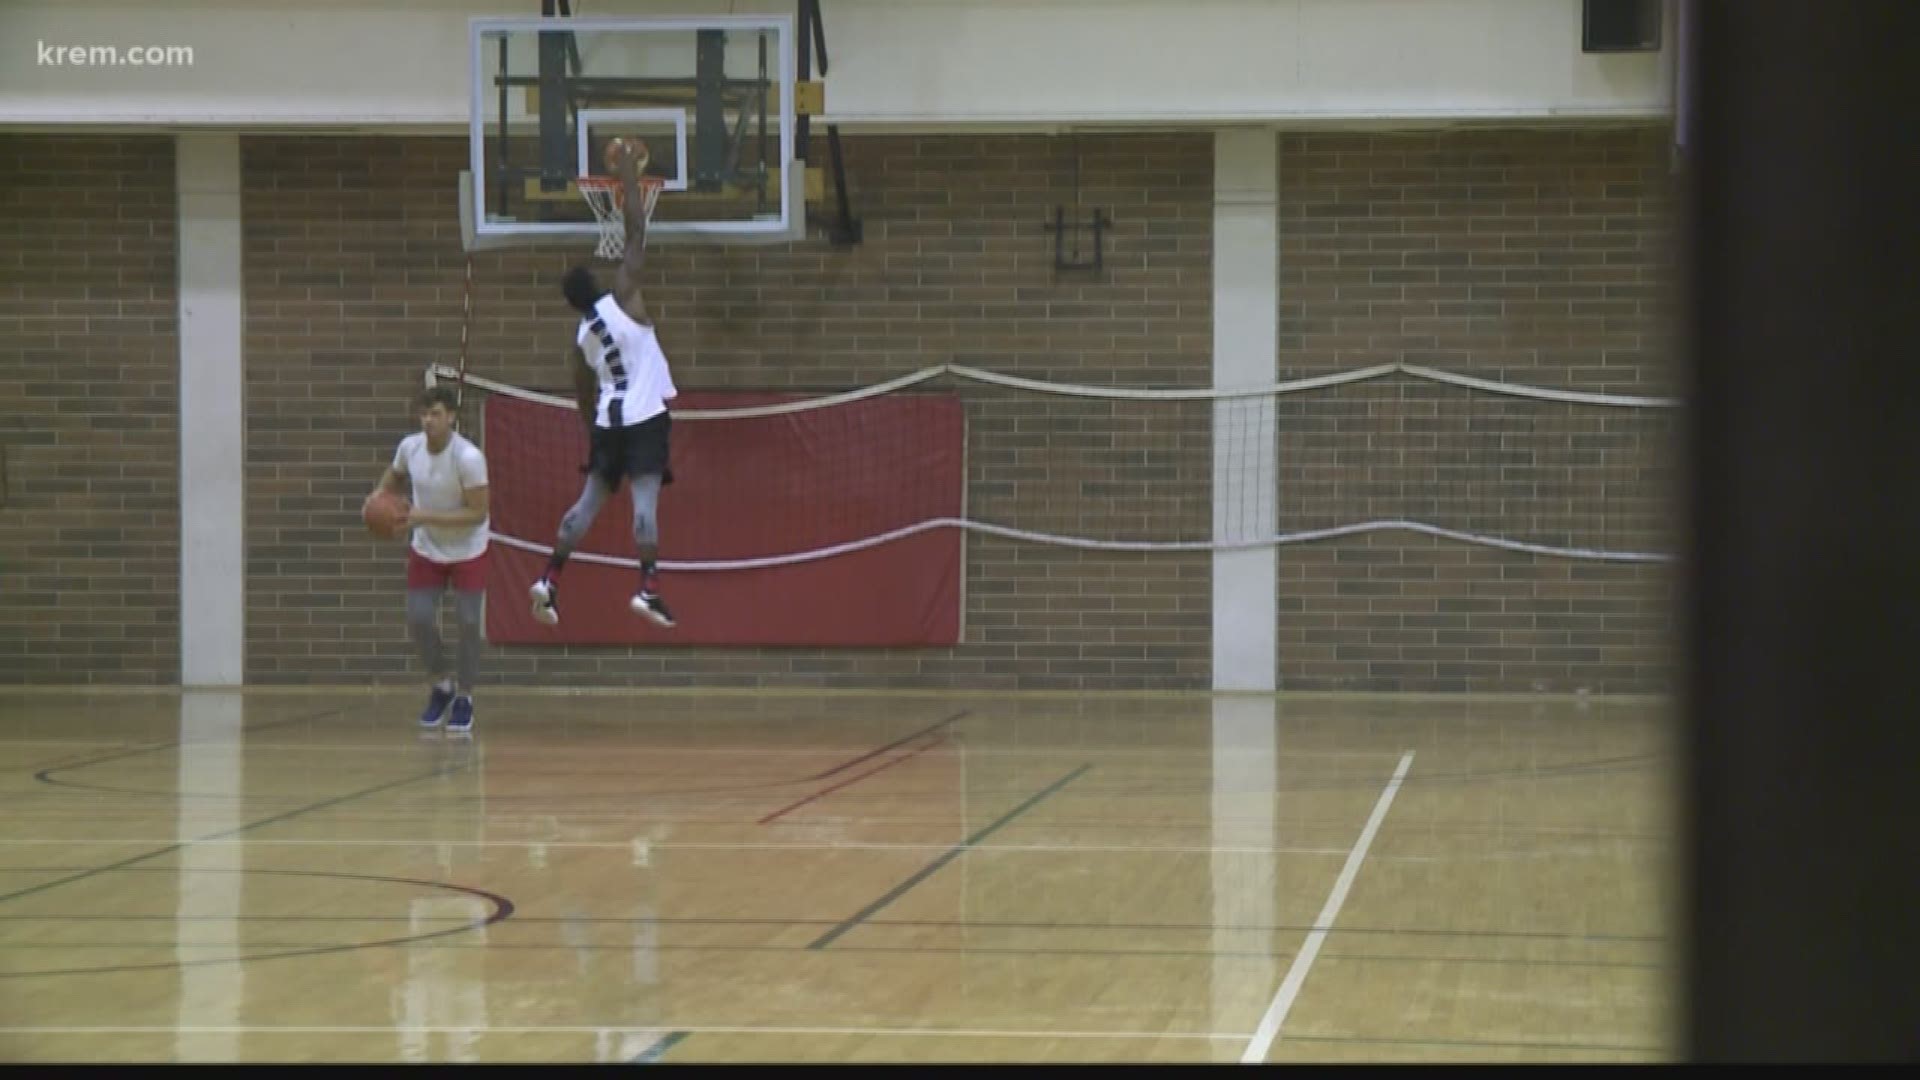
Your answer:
[1211,129,1279,691]
[1210,695,1279,1059]
[177,134,244,686]
[174,690,244,1061]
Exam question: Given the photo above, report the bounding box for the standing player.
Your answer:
[528,137,677,630]
[366,385,492,732]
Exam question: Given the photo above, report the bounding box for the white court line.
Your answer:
[1241,750,1415,1064]
[0,840,1629,863]
[0,738,1404,761]
[0,837,1354,856]
[0,1023,1249,1042]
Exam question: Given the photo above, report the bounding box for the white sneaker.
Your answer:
[529,578,559,626]
[630,590,675,628]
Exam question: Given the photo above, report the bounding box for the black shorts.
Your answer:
[587,412,673,487]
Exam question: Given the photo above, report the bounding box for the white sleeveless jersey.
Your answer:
[577,294,677,429]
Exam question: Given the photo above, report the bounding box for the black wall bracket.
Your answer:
[1046,206,1110,271]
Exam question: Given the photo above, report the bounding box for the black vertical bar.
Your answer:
[556,0,582,75]
[694,30,728,192]
[494,34,510,217]
[757,30,770,199]
[537,28,573,188]
[826,123,859,245]
[796,0,813,163]
[1671,0,1694,172]
[808,0,829,75]
[1683,0,1919,1062]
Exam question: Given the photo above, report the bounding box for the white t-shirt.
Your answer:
[578,293,677,429]
[392,431,490,564]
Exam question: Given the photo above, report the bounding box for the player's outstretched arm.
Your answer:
[612,141,653,324]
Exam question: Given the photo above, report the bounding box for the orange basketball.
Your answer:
[604,137,648,173]
[362,490,411,539]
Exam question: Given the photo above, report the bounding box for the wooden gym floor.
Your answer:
[0,689,1676,1062]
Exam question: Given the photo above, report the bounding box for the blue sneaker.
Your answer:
[419,684,454,728]
[446,695,474,734]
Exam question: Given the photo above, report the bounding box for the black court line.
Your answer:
[0,756,478,908]
[630,1031,687,1063]
[758,734,949,825]
[22,709,972,805]
[0,867,513,979]
[740,752,1666,799]
[29,705,351,796]
[808,764,1092,951]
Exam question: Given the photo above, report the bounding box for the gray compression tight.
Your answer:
[553,472,662,560]
[407,588,483,691]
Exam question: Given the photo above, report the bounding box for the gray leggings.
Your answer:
[407,588,483,691]
[555,472,662,558]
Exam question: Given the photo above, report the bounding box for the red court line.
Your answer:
[757,735,949,825]
[805,709,968,781]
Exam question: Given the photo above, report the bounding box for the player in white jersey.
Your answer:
[529,137,678,630]
[366,385,491,733]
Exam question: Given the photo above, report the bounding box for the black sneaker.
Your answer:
[630,590,675,628]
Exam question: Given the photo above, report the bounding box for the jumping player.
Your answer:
[529,137,677,630]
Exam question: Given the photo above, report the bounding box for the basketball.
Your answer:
[362,490,410,538]
[604,137,648,173]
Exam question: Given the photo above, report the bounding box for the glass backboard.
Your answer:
[466,16,801,249]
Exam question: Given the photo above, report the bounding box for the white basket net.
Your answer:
[577,176,665,260]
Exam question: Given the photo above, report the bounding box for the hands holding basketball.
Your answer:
[363,489,412,540]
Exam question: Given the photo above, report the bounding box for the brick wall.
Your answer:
[1275,128,1678,692]
[242,134,1214,690]
[3,128,1678,692]
[0,135,179,684]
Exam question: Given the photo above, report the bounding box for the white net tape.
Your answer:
[427,361,1678,570]
[433,361,1678,415]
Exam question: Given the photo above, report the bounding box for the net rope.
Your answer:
[428,361,1677,571]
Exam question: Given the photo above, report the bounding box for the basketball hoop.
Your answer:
[577,175,665,260]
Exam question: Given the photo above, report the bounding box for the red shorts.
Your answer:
[407,547,490,593]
